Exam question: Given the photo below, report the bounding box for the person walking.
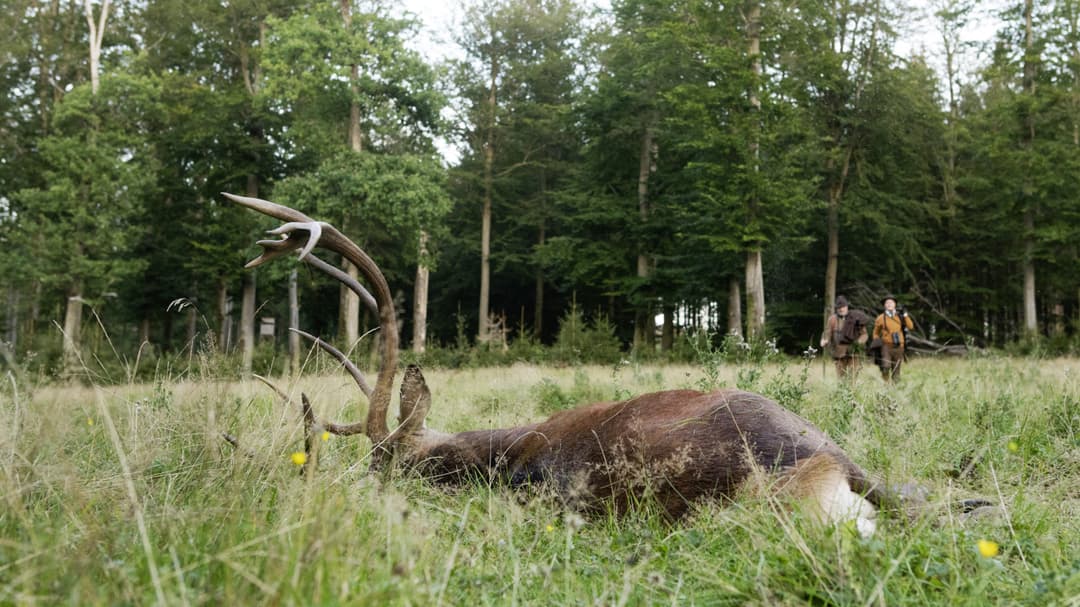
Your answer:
[820,296,868,379]
[872,294,914,382]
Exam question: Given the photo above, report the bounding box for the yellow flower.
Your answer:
[290,452,308,466]
[977,539,1000,558]
[1007,440,1019,453]
[545,524,555,533]
[321,431,331,442]
[86,417,94,426]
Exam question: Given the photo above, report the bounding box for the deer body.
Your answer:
[224,193,882,535]
[398,377,881,522]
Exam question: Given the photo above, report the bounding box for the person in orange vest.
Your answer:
[820,295,867,379]
[872,294,914,382]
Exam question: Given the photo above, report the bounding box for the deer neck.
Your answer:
[399,423,549,484]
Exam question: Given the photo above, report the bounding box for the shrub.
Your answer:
[551,306,622,365]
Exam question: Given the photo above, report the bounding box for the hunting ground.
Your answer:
[2,356,1077,605]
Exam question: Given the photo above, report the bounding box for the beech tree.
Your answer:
[263,0,443,349]
[13,74,159,374]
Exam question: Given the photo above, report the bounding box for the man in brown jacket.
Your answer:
[872,294,914,382]
[820,295,867,379]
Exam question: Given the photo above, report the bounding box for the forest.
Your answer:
[2,0,1079,379]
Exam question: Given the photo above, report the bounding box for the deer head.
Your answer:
[225,193,891,534]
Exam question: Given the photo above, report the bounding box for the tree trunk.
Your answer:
[1073,13,1079,341]
[823,149,852,329]
[217,278,231,352]
[139,317,151,346]
[1051,301,1065,336]
[412,231,430,353]
[727,277,743,338]
[239,16,266,94]
[744,1,765,340]
[28,279,40,345]
[939,1,961,212]
[478,51,498,344]
[534,166,548,339]
[341,0,363,153]
[339,259,360,347]
[185,305,197,359]
[745,250,765,339]
[1073,1,1080,148]
[534,220,545,339]
[633,114,656,351]
[62,282,84,374]
[349,88,363,151]
[240,271,256,378]
[934,2,968,330]
[6,287,18,346]
[1021,0,1038,335]
[478,178,493,343]
[242,174,261,368]
[36,21,51,133]
[289,268,300,374]
[83,0,110,95]
[661,304,674,352]
[1022,212,1037,334]
[824,191,838,330]
[334,1,364,347]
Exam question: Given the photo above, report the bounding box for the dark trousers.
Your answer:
[834,355,860,379]
[880,345,905,381]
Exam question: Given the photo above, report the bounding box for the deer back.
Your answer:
[400,386,876,518]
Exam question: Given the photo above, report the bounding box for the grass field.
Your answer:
[2,355,1078,605]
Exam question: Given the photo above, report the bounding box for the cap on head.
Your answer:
[881,294,897,305]
[835,296,849,310]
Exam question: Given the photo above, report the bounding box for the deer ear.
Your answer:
[397,364,432,434]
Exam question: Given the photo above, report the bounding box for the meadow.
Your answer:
[1,355,1077,605]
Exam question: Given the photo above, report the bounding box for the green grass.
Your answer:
[1,357,1078,605]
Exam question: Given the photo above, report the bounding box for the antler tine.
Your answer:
[252,373,366,436]
[245,221,326,269]
[247,237,304,269]
[300,393,317,474]
[252,232,379,318]
[223,192,315,223]
[267,221,325,261]
[303,254,379,315]
[291,328,373,398]
[253,373,290,400]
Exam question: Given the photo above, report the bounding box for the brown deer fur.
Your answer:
[396,364,885,520]
[224,192,887,532]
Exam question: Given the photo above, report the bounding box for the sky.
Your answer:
[396,0,1007,66]
[397,0,464,62]
[894,1,1008,81]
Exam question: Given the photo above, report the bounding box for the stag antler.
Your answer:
[290,328,373,398]
[224,192,398,462]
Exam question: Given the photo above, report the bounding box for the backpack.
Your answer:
[838,310,868,345]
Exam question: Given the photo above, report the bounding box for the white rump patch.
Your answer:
[774,452,878,538]
[805,473,877,537]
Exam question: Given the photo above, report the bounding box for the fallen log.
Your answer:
[905,335,980,357]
